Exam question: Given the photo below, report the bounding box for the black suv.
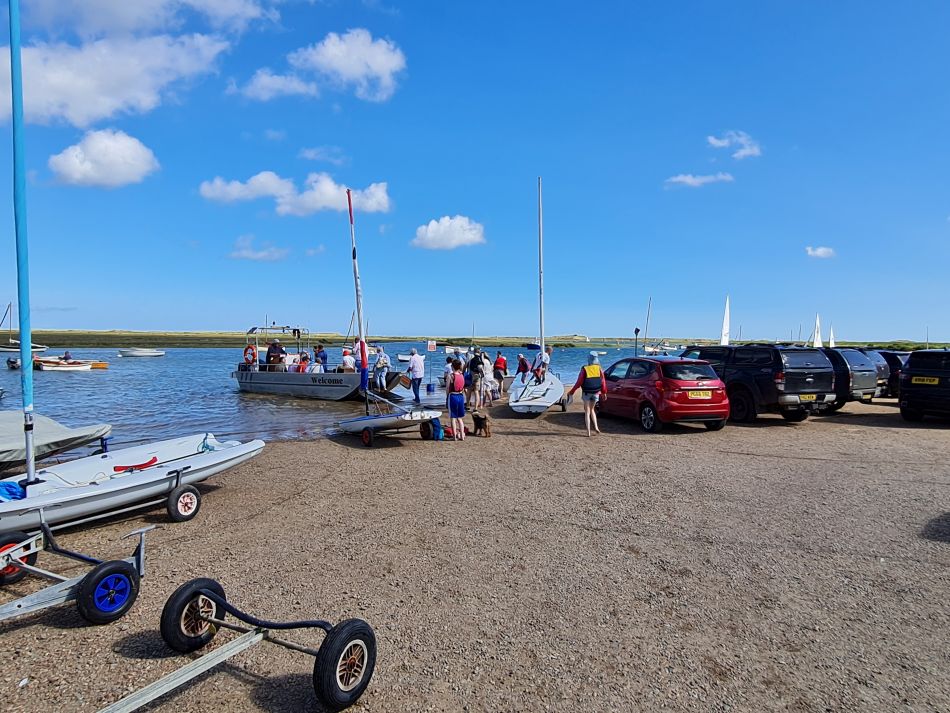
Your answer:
[819,348,878,411]
[877,350,909,397]
[681,345,836,423]
[900,350,950,422]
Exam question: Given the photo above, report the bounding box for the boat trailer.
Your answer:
[0,520,153,625]
[99,578,377,712]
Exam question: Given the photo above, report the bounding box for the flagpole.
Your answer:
[8,0,37,484]
[346,189,369,414]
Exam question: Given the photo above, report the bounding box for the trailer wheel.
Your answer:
[160,578,227,652]
[76,560,140,624]
[360,428,374,447]
[0,531,37,586]
[419,421,433,440]
[166,484,202,522]
[313,618,377,711]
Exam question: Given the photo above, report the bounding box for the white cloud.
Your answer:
[805,246,835,259]
[299,145,346,165]
[305,245,326,257]
[0,34,229,127]
[229,234,289,261]
[664,172,734,188]
[48,129,160,187]
[236,68,318,101]
[200,170,390,216]
[411,215,485,250]
[289,29,406,102]
[25,0,276,37]
[264,128,285,141]
[707,130,761,160]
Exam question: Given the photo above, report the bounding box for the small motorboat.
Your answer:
[118,348,165,357]
[5,357,19,370]
[396,353,424,363]
[522,342,542,351]
[35,360,92,371]
[0,412,111,471]
[0,433,264,533]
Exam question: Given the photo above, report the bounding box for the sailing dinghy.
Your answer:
[0,433,264,533]
[0,411,111,471]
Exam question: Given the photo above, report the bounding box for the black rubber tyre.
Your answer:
[0,530,38,586]
[781,409,809,423]
[166,484,202,523]
[728,389,756,423]
[160,578,227,652]
[419,422,433,440]
[639,403,663,433]
[900,406,924,422]
[822,400,845,413]
[704,419,726,431]
[313,618,377,711]
[360,428,374,447]
[76,560,140,625]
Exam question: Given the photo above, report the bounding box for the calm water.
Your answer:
[0,343,641,446]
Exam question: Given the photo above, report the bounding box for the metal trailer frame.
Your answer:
[0,518,153,623]
[342,391,443,447]
[99,578,377,713]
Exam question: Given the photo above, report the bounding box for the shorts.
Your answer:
[449,393,466,419]
[582,392,600,403]
[493,369,504,382]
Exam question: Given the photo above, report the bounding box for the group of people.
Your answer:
[441,347,509,410]
[262,339,334,374]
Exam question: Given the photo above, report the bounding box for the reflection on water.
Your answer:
[0,343,645,445]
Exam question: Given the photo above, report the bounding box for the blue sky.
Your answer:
[0,1,948,342]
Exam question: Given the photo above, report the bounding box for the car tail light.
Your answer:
[774,371,785,391]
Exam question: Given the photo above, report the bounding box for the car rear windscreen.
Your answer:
[908,352,950,372]
[864,351,888,366]
[661,363,718,380]
[838,349,875,370]
[780,350,831,369]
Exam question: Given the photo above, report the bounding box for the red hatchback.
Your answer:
[599,356,730,432]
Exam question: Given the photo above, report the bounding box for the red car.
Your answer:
[599,356,730,432]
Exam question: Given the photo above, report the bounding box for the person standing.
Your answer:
[493,351,508,392]
[266,339,286,372]
[446,359,467,441]
[442,357,455,408]
[374,345,391,391]
[467,348,486,408]
[406,348,425,404]
[516,353,531,383]
[566,352,607,437]
[315,344,329,370]
[531,346,552,383]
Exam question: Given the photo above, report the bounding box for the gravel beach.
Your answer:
[3,398,949,712]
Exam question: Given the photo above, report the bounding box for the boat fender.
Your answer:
[243,345,258,364]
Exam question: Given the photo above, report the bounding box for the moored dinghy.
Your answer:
[118,348,165,357]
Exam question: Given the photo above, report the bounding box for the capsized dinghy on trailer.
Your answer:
[0,433,264,533]
[0,412,111,471]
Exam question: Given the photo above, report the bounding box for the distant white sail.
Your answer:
[812,314,823,348]
[828,325,836,348]
[719,296,730,345]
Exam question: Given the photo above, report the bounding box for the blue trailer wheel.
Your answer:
[77,560,140,624]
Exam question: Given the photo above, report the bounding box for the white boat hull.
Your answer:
[35,361,91,371]
[0,433,264,533]
[117,348,165,357]
[508,372,564,414]
[339,409,442,434]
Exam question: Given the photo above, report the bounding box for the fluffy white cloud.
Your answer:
[0,34,229,127]
[805,246,835,259]
[237,69,318,101]
[237,28,406,102]
[411,216,485,250]
[664,172,734,188]
[25,0,276,37]
[299,145,346,165]
[289,29,406,102]
[48,129,160,187]
[200,171,390,215]
[230,234,289,261]
[707,130,761,160]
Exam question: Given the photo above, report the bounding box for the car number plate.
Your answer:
[799,394,817,402]
[688,390,712,399]
[912,376,939,385]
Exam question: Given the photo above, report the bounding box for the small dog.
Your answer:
[471,410,492,437]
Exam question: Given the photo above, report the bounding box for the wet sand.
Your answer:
[3,398,949,712]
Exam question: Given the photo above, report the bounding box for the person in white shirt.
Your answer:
[531,346,552,383]
[406,348,426,404]
[342,349,357,371]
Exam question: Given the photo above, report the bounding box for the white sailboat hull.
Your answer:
[508,372,565,414]
[117,348,165,357]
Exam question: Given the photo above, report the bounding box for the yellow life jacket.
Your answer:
[582,364,603,393]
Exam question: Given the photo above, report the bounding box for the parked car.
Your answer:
[857,349,891,396]
[599,356,729,432]
[899,350,950,422]
[877,350,910,397]
[680,345,836,423]
[818,348,878,411]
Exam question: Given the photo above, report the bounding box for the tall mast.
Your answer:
[538,177,545,351]
[8,0,37,484]
[346,189,369,412]
[643,296,652,346]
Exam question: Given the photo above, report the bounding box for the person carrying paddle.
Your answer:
[566,352,607,437]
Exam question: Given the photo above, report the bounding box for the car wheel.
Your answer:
[639,403,663,433]
[781,409,808,422]
[704,419,726,431]
[821,400,845,413]
[728,388,756,423]
[900,406,924,422]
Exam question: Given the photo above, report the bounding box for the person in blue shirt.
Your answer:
[315,344,329,370]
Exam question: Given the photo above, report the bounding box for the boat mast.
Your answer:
[7,0,37,484]
[537,177,545,352]
[643,296,652,347]
[346,189,369,413]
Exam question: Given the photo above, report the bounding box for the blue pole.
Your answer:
[7,0,37,483]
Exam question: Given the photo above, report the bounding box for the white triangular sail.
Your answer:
[812,314,823,348]
[828,325,836,348]
[719,296,730,345]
